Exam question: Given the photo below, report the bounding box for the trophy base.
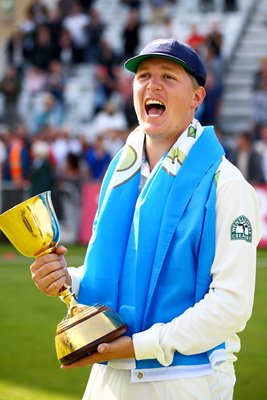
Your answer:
[59,324,128,365]
[55,304,128,365]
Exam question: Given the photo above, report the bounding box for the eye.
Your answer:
[136,72,149,80]
[163,74,176,81]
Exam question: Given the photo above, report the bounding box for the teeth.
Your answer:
[145,99,164,106]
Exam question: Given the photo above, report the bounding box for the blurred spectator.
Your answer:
[63,1,90,63]
[58,0,74,17]
[206,20,223,57]
[122,8,141,60]
[253,56,267,91]
[112,64,136,129]
[0,66,22,128]
[224,0,238,12]
[6,29,26,79]
[28,0,49,25]
[80,0,96,12]
[93,65,116,115]
[19,6,36,63]
[30,139,55,196]
[23,66,46,97]
[215,127,232,161]
[104,128,127,158]
[148,0,170,24]
[203,33,224,129]
[97,37,121,74]
[60,152,88,189]
[57,28,77,74]
[45,60,66,109]
[33,93,64,134]
[112,64,134,102]
[2,127,31,188]
[186,24,206,55]
[254,124,267,182]
[91,100,128,156]
[123,93,138,131]
[252,75,267,139]
[58,151,87,242]
[50,127,82,171]
[157,15,175,38]
[198,69,222,127]
[92,100,127,133]
[84,135,111,181]
[32,24,57,70]
[0,134,6,178]
[85,7,105,63]
[205,41,224,94]
[92,37,121,113]
[121,0,141,9]
[46,6,63,52]
[230,132,265,185]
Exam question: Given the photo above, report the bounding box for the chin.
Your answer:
[141,121,164,135]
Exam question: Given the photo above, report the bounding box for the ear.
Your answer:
[192,86,206,109]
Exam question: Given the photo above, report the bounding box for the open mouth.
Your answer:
[145,99,166,116]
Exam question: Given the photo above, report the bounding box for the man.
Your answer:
[230,131,265,186]
[30,38,262,400]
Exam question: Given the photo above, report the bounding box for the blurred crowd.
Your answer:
[0,0,266,234]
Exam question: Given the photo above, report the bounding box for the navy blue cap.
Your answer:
[124,38,207,86]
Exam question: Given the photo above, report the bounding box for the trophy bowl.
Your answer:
[0,191,128,365]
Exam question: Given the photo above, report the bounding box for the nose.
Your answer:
[147,76,162,91]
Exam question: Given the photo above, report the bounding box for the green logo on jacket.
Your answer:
[231,215,252,243]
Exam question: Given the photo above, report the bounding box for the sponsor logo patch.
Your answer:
[230,215,252,243]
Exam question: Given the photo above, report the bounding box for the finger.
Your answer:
[97,343,109,354]
[32,272,66,296]
[30,260,69,295]
[61,352,101,369]
[30,265,66,291]
[41,262,71,291]
[32,258,67,278]
[45,275,68,295]
[30,253,65,273]
[54,245,68,256]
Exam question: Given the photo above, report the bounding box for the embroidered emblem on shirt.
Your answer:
[230,215,252,243]
[187,126,197,138]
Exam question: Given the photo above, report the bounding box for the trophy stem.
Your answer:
[59,285,78,310]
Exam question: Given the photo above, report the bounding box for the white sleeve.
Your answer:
[68,265,84,297]
[133,173,262,367]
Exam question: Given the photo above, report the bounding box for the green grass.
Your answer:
[0,242,89,400]
[0,243,266,399]
[234,249,267,399]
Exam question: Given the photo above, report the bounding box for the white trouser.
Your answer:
[82,364,236,400]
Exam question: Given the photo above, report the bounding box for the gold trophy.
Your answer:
[0,191,127,365]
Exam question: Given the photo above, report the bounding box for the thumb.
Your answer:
[97,343,109,354]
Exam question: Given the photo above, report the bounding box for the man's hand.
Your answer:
[61,336,135,369]
[30,245,71,296]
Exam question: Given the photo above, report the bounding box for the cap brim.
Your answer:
[124,53,195,76]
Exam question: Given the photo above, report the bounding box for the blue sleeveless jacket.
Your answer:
[79,127,226,370]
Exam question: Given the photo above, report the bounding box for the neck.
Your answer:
[145,133,180,171]
[143,122,193,171]
[145,141,165,171]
